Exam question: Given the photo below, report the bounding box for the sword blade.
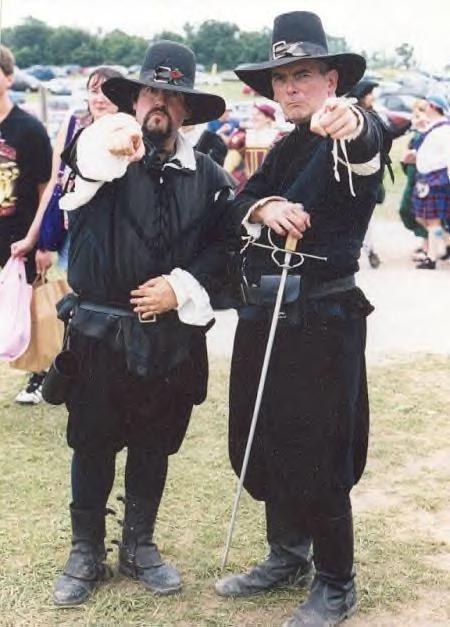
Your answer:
[221,250,293,570]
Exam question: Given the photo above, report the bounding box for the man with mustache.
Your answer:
[52,41,232,606]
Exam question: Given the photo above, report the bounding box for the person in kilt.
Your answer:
[412,95,450,269]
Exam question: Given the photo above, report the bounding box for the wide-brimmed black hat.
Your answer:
[234,12,366,99]
[102,40,225,125]
[347,79,379,101]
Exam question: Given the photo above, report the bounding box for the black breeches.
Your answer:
[71,447,168,511]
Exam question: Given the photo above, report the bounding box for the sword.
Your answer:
[221,232,298,570]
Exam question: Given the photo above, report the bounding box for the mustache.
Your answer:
[143,106,170,126]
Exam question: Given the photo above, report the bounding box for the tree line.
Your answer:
[3,17,350,70]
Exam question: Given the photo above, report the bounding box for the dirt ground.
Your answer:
[207,219,450,363]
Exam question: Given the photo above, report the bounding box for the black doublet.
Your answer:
[67,152,231,378]
[64,150,232,453]
[229,110,388,501]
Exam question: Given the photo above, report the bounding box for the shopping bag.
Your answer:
[0,257,32,360]
[10,276,71,372]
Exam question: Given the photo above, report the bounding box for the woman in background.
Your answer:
[10,66,122,405]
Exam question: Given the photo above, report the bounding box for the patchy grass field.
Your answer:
[0,355,449,626]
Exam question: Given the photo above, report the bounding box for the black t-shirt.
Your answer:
[0,105,52,236]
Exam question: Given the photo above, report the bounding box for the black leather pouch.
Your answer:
[242,274,301,306]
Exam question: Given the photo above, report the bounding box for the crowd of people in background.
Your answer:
[191,82,450,272]
[0,41,449,416]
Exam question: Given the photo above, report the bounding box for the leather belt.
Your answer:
[308,275,355,299]
[79,300,158,324]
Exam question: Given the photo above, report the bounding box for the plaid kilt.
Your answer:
[413,185,450,220]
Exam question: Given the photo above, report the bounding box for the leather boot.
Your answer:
[53,505,112,607]
[118,494,181,595]
[283,510,357,627]
[215,500,312,597]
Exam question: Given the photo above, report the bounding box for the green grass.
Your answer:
[0,355,450,625]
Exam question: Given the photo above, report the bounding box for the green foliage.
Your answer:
[5,17,352,71]
[4,17,148,68]
[47,26,98,65]
[234,29,271,66]
[150,30,185,45]
[102,29,148,66]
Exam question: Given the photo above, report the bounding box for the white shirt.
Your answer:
[416,118,450,176]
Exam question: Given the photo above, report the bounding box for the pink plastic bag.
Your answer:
[0,257,32,360]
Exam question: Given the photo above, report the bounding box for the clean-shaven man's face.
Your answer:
[271,59,338,124]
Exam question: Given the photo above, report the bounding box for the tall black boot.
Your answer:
[53,505,112,607]
[118,494,182,595]
[283,510,357,627]
[215,500,312,597]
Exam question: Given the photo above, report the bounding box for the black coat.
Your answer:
[229,110,388,502]
[233,110,390,283]
[62,147,232,453]
[66,150,232,378]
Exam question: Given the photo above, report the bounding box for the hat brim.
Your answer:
[234,52,366,99]
[102,77,226,125]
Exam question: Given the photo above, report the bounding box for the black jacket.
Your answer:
[64,147,233,378]
[234,109,391,283]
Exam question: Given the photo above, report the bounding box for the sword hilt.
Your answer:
[285,233,298,252]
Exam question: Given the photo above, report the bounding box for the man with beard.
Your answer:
[215,11,390,627]
[51,41,231,606]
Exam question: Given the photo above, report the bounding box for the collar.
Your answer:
[163,131,197,172]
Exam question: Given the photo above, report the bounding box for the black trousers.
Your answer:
[266,489,351,541]
[71,447,168,513]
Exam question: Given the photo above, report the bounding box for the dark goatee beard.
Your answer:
[142,109,173,148]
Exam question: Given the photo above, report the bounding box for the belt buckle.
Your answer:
[138,312,157,324]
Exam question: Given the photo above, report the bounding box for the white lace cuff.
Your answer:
[59,113,142,211]
[163,268,214,326]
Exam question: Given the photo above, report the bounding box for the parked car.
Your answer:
[8,90,26,105]
[11,70,40,92]
[26,65,56,81]
[376,91,422,114]
[45,79,72,96]
[375,91,423,134]
[62,64,81,76]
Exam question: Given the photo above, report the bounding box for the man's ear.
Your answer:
[326,69,339,95]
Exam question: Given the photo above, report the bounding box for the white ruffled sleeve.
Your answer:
[60,113,142,211]
[163,268,214,326]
